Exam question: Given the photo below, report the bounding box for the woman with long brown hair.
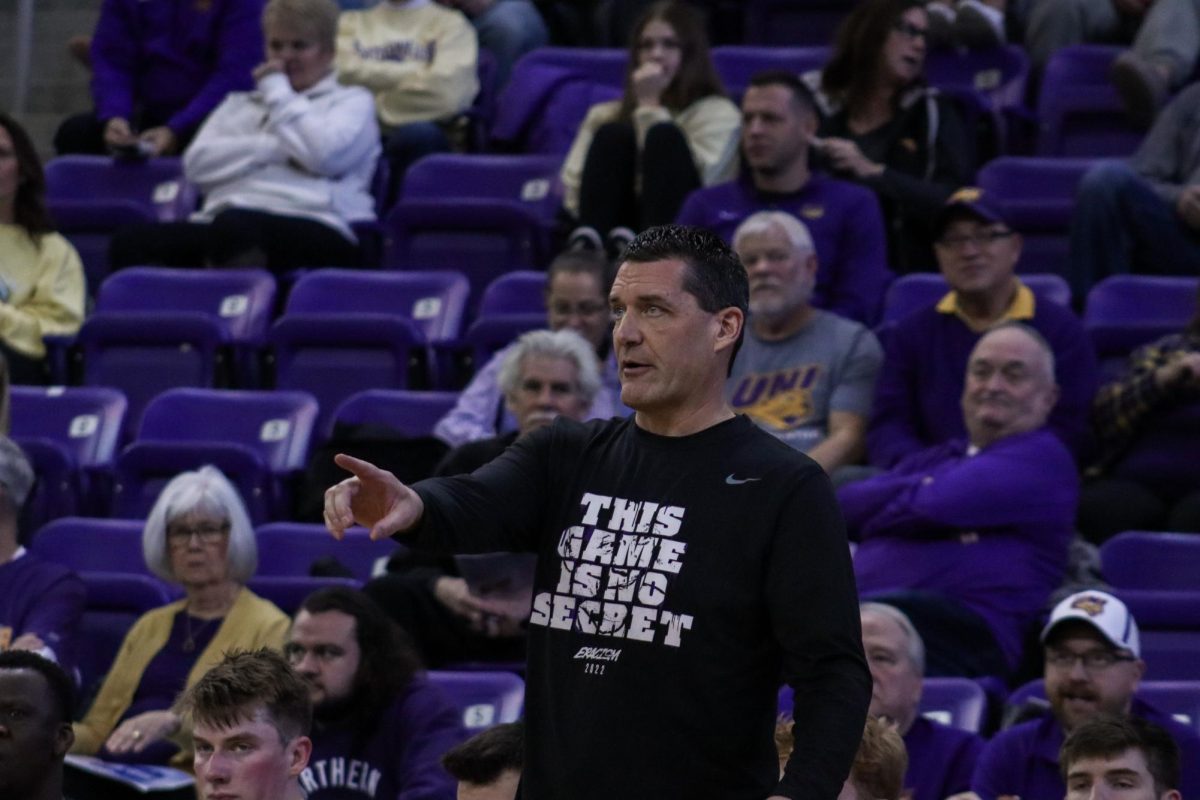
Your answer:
[560,1,740,257]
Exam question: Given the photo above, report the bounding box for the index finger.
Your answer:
[334,452,388,480]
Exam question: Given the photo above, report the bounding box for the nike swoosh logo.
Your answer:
[725,474,761,485]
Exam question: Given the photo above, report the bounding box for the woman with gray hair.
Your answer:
[71,465,289,767]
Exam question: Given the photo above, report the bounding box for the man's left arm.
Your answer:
[770,471,871,800]
[808,325,883,473]
[395,682,467,800]
[13,570,86,666]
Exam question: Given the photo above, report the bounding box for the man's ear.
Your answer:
[713,307,744,355]
[288,735,313,777]
[54,722,75,758]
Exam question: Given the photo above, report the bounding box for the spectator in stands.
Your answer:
[434,250,625,448]
[924,0,1007,50]
[0,113,86,385]
[971,590,1200,798]
[676,71,892,326]
[108,0,380,274]
[869,188,1098,468]
[175,649,312,800]
[337,0,479,203]
[859,603,983,800]
[777,716,907,800]
[802,0,973,273]
[844,323,1078,677]
[727,211,883,479]
[71,466,289,767]
[441,721,523,800]
[0,651,75,800]
[1025,0,1200,125]
[287,587,463,799]
[370,328,598,665]
[562,1,740,257]
[54,0,263,157]
[1061,715,1182,800]
[1070,84,1200,299]
[437,0,548,89]
[1078,285,1200,542]
[0,437,84,673]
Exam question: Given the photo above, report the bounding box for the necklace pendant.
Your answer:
[182,637,195,653]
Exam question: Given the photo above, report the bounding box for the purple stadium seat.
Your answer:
[919,677,988,733]
[113,388,319,523]
[76,571,176,700]
[1109,589,1200,681]
[328,390,460,440]
[1101,532,1200,591]
[744,0,859,46]
[1084,276,1199,374]
[881,273,1071,325]
[977,158,1100,276]
[247,575,360,616]
[925,46,1031,160]
[30,517,149,575]
[457,313,546,386]
[1037,46,1146,157]
[10,386,127,520]
[711,46,831,101]
[427,670,525,729]
[1141,633,1200,681]
[255,523,401,582]
[43,156,199,292]
[490,48,626,154]
[478,271,548,317]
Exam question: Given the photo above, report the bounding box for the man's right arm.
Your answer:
[91,0,138,125]
[1130,84,1200,206]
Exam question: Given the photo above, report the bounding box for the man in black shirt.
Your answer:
[325,225,871,800]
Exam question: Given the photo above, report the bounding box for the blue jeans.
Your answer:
[474,0,548,88]
[1068,159,1200,298]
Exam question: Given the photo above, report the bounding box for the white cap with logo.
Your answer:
[1040,590,1140,658]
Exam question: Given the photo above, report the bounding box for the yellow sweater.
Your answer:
[0,225,85,358]
[71,587,289,768]
[336,0,479,129]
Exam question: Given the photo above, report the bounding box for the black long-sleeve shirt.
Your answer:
[407,415,870,800]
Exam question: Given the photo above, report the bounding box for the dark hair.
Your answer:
[174,648,312,743]
[747,69,819,119]
[0,650,75,725]
[820,0,926,114]
[1060,714,1180,795]
[622,224,748,372]
[1189,282,1200,335]
[547,249,613,296]
[618,1,726,121]
[441,721,524,785]
[297,587,422,718]
[0,112,54,240]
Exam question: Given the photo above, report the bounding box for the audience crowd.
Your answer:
[5,0,1200,797]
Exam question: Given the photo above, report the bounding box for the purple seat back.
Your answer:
[44,156,199,223]
[478,271,548,317]
[329,389,460,440]
[462,313,546,372]
[401,154,563,224]
[95,268,277,345]
[491,48,627,154]
[926,46,1029,112]
[744,0,859,45]
[255,523,400,582]
[919,677,988,733]
[1084,275,1199,361]
[711,46,830,101]
[10,386,127,469]
[427,670,525,729]
[246,575,360,616]
[30,516,149,574]
[1141,633,1200,681]
[881,273,1071,325]
[286,269,469,343]
[1037,46,1147,157]
[1101,532,1200,591]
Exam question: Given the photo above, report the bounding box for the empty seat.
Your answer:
[246,575,360,616]
[113,388,319,523]
[255,522,400,582]
[1101,532,1200,591]
[1037,46,1147,157]
[1084,275,1200,375]
[10,386,127,521]
[477,271,549,318]
[881,273,1072,326]
[711,46,831,101]
[329,390,461,440]
[919,677,988,733]
[30,517,149,575]
[426,670,525,730]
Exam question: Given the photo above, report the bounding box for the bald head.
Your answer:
[961,323,1059,448]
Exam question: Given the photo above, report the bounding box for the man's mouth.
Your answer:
[621,360,651,378]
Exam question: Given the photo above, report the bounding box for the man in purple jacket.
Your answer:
[54,0,264,156]
[841,323,1078,678]
[867,188,1098,469]
[286,586,465,800]
[970,590,1200,800]
[675,70,892,326]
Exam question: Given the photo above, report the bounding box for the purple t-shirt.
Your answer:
[676,174,892,326]
[0,550,85,672]
[971,699,1200,799]
[841,430,1078,668]
[903,716,983,800]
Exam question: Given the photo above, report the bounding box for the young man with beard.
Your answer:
[286,586,464,799]
[970,590,1200,799]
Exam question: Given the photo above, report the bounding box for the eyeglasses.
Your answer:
[936,230,1015,249]
[548,301,608,318]
[891,19,928,40]
[1045,649,1137,671]
[283,642,347,664]
[166,522,230,546]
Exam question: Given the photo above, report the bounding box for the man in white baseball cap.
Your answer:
[969,590,1200,799]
